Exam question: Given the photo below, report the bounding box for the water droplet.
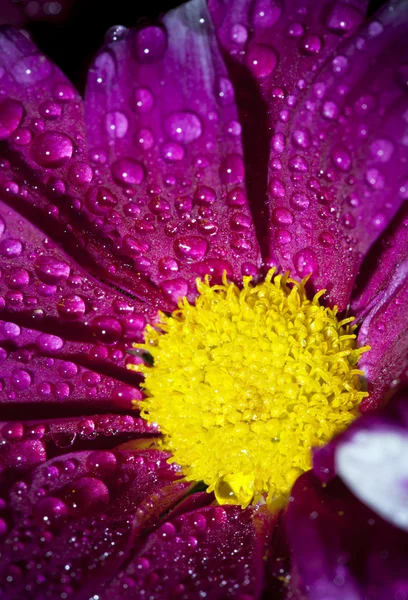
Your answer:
[286,22,304,37]
[229,23,248,46]
[34,497,68,527]
[133,26,167,63]
[332,55,349,75]
[247,44,278,78]
[354,95,376,116]
[86,185,118,214]
[227,187,246,207]
[11,127,32,145]
[271,132,285,153]
[216,78,234,105]
[318,231,335,247]
[111,158,144,186]
[161,142,185,161]
[272,207,293,225]
[370,139,394,163]
[31,131,73,168]
[365,168,385,190]
[34,255,70,284]
[57,295,86,320]
[368,21,383,37]
[7,267,30,288]
[325,3,363,33]
[68,162,93,186]
[269,178,286,198]
[105,111,129,139]
[174,236,208,262]
[0,238,23,257]
[105,24,129,43]
[331,145,352,172]
[299,34,322,55]
[91,316,122,344]
[64,477,110,515]
[53,82,76,101]
[134,127,155,150]
[293,248,319,277]
[36,333,64,352]
[13,54,52,84]
[11,369,32,390]
[289,155,308,172]
[133,87,155,113]
[341,212,356,229]
[219,154,245,184]
[275,229,292,245]
[164,111,203,144]
[251,0,282,27]
[39,100,62,120]
[0,99,23,140]
[291,128,311,149]
[160,278,188,303]
[322,101,339,120]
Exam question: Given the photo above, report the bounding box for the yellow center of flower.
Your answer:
[129,270,369,509]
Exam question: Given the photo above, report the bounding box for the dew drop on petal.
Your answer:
[31,131,73,168]
[111,158,144,186]
[105,111,129,139]
[163,111,203,144]
[246,44,278,78]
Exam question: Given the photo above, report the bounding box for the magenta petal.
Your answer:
[0,199,160,412]
[210,0,408,309]
[0,448,188,599]
[103,505,271,599]
[285,470,408,599]
[0,27,173,311]
[0,415,158,476]
[85,0,261,303]
[349,206,408,411]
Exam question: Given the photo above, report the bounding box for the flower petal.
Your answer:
[0,448,189,599]
[350,205,408,410]
[210,0,408,309]
[285,470,408,599]
[0,199,160,412]
[103,505,272,599]
[85,0,261,303]
[0,27,173,311]
[0,414,158,478]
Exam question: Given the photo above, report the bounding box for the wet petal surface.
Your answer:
[210,0,408,309]
[85,0,261,305]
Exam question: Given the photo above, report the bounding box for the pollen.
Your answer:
[128,270,369,509]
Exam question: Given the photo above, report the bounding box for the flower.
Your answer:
[0,0,407,598]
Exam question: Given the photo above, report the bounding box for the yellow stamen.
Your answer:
[128,269,369,508]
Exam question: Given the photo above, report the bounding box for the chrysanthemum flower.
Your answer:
[0,0,407,598]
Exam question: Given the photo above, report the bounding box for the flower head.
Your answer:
[0,0,407,598]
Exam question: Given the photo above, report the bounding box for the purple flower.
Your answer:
[0,0,407,598]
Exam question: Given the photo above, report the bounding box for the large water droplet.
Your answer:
[13,54,52,84]
[57,295,86,320]
[247,44,278,77]
[163,111,203,144]
[251,0,282,28]
[91,316,122,344]
[161,142,185,162]
[105,111,129,139]
[293,248,319,277]
[133,26,167,63]
[34,255,70,284]
[86,186,118,214]
[174,236,208,262]
[133,87,155,113]
[111,158,144,186]
[31,131,73,168]
[219,154,245,184]
[0,99,23,140]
